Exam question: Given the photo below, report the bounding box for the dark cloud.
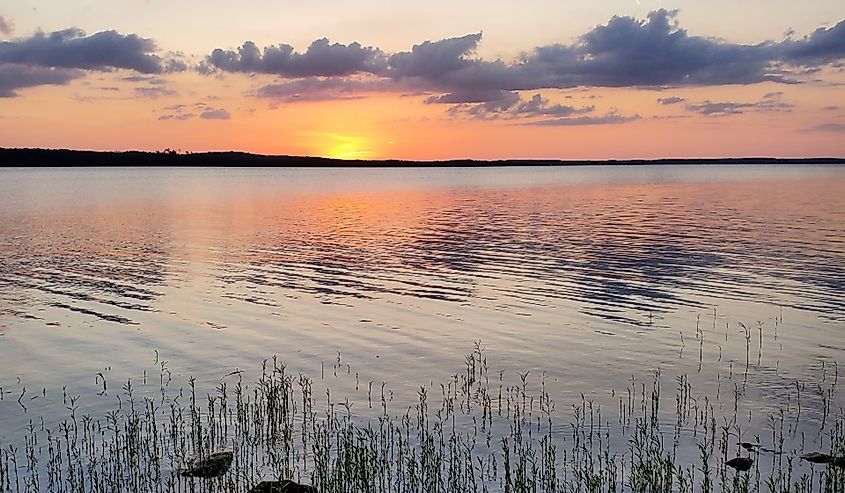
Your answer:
[525,113,642,126]
[685,93,793,115]
[780,20,845,66]
[387,33,482,79]
[200,108,230,120]
[205,10,845,124]
[373,9,802,98]
[442,92,520,119]
[204,38,386,77]
[0,62,82,97]
[0,28,184,96]
[205,10,845,112]
[508,13,844,89]
[446,92,596,122]
[823,105,839,110]
[513,94,595,117]
[0,16,12,36]
[162,55,188,73]
[0,28,167,73]
[521,10,782,88]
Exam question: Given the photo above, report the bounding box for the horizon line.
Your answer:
[1,147,844,167]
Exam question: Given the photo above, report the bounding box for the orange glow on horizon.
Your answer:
[0,71,844,159]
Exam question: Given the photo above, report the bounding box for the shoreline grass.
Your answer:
[1,343,843,492]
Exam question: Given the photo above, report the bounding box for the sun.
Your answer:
[321,133,374,160]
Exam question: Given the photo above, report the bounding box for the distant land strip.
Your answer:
[1,148,843,167]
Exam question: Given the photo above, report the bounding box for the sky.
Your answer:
[1,1,844,160]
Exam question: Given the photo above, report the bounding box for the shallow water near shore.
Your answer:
[1,165,844,488]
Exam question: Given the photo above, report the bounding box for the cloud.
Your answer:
[0,28,168,73]
[658,96,685,105]
[509,12,845,89]
[801,123,845,132]
[376,9,807,96]
[162,55,187,73]
[134,86,177,98]
[780,20,845,66]
[156,102,229,120]
[685,93,794,115]
[446,92,596,121]
[158,113,193,121]
[203,38,386,77]
[0,16,12,36]
[199,108,230,120]
[425,89,518,104]
[525,113,642,126]
[0,27,183,96]
[205,10,845,114]
[255,76,398,102]
[122,75,166,84]
[519,10,783,88]
[387,33,482,79]
[513,94,595,117]
[0,62,82,97]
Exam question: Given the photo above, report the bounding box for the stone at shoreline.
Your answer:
[180,451,234,478]
[249,480,318,492]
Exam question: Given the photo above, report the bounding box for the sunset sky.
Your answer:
[1,1,844,160]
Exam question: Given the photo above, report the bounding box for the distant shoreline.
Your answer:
[1,148,844,167]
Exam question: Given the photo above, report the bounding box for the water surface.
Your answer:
[1,165,844,452]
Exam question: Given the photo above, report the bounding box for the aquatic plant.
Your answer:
[0,342,843,492]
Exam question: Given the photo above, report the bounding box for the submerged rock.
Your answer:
[726,457,754,472]
[249,480,318,493]
[180,451,233,478]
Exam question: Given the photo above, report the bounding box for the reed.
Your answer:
[0,342,842,493]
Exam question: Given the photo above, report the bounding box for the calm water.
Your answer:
[1,165,844,456]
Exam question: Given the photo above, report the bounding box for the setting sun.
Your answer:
[308,133,373,160]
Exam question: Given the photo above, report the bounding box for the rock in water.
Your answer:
[801,452,832,464]
[739,442,759,452]
[249,480,318,493]
[249,482,285,493]
[181,451,234,478]
[726,457,754,472]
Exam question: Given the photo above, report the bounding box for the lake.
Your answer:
[1,165,844,490]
